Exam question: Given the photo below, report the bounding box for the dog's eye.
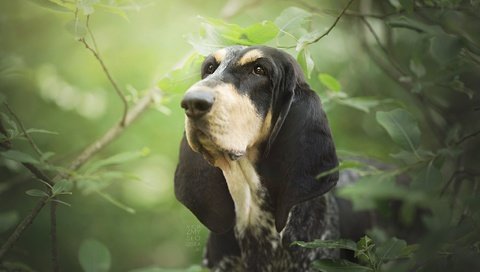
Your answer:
[206,64,217,75]
[253,65,266,76]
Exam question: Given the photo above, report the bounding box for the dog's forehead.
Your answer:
[212,46,265,65]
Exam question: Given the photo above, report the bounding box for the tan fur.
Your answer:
[213,48,227,63]
[184,83,269,168]
[237,49,263,66]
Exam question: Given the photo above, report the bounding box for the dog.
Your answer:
[174,46,340,271]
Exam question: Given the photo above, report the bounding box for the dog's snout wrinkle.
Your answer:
[181,89,215,119]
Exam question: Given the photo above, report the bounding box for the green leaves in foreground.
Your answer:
[293,236,417,272]
[188,17,279,55]
[79,239,111,272]
[376,108,421,152]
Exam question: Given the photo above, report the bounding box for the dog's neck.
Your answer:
[220,157,274,235]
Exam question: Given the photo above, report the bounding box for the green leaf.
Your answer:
[94,3,129,20]
[355,236,377,266]
[297,48,315,78]
[83,148,150,175]
[399,0,414,12]
[188,17,278,55]
[65,19,87,39]
[312,259,373,272]
[292,239,357,251]
[1,150,39,164]
[376,108,421,152]
[97,191,135,214]
[316,160,367,179]
[25,128,59,135]
[319,73,341,92]
[78,0,99,15]
[52,179,73,195]
[27,0,72,12]
[274,7,311,35]
[336,97,384,113]
[376,237,408,262]
[0,211,19,233]
[1,112,18,137]
[296,29,323,51]
[409,59,426,78]
[158,54,203,94]
[129,265,208,272]
[243,21,279,44]
[429,33,462,66]
[78,239,111,272]
[337,173,431,210]
[25,189,49,197]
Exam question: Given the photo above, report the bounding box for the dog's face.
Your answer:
[182,46,287,167]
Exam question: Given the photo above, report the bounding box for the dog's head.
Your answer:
[181,46,301,167]
[175,46,338,233]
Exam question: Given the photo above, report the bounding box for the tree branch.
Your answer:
[3,103,43,157]
[79,16,129,126]
[0,87,162,261]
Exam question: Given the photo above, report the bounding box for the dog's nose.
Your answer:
[181,89,215,119]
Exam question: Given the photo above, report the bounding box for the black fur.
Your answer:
[175,46,339,271]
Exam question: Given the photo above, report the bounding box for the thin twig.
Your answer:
[282,0,356,49]
[3,103,43,157]
[79,37,129,126]
[361,17,409,77]
[0,88,161,261]
[50,201,59,272]
[0,196,50,260]
[456,129,480,145]
[303,0,355,45]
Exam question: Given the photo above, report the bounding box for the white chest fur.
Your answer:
[221,158,269,234]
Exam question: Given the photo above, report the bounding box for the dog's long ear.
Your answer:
[174,135,235,233]
[260,54,339,232]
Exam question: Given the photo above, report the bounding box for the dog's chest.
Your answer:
[220,158,298,271]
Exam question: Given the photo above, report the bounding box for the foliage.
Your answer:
[0,0,479,271]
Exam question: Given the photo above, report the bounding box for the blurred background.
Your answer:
[1,0,479,271]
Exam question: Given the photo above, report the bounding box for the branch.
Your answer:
[0,88,162,261]
[3,103,43,157]
[0,196,50,260]
[456,129,480,145]
[79,16,129,126]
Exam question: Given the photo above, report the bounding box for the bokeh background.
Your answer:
[1,0,479,271]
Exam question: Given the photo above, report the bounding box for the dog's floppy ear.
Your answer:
[174,135,235,233]
[260,54,339,232]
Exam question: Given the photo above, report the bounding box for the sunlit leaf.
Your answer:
[78,239,111,272]
[335,97,383,113]
[312,259,373,272]
[27,0,72,12]
[83,148,150,175]
[158,54,203,94]
[25,128,59,135]
[52,179,73,195]
[97,191,136,214]
[297,48,314,78]
[243,21,279,44]
[94,3,129,20]
[376,108,421,152]
[65,19,87,39]
[26,189,49,197]
[319,73,341,92]
[296,29,323,52]
[274,7,311,36]
[1,150,39,164]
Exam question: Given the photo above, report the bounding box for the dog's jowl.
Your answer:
[175,46,339,271]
